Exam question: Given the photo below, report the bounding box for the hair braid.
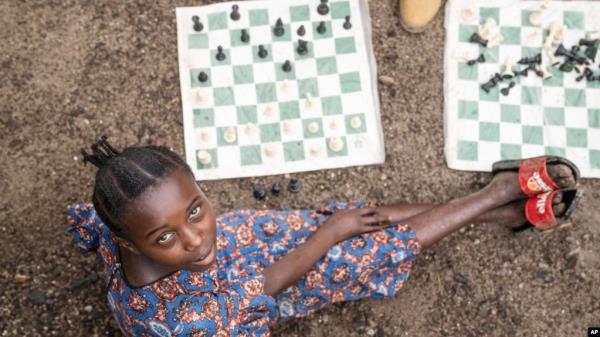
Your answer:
[80,136,194,238]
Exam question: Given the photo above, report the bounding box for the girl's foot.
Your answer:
[487,163,577,204]
[493,192,566,229]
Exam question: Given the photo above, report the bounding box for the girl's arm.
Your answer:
[261,208,390,296]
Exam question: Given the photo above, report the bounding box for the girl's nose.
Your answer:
[181,226,203,251]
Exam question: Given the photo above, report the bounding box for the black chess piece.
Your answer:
[197,71,208,83]
[317,21,327,34]
[559,61,574,72]
[517,53,541,65]
[258,45,268,58]
[241,29,250,43]
[467,54,485,66]
[576,67,594,81]
[579,39,596,47]
[585,45,598,61]
[481,73,503,93]
[297,39,308,55]
[469,33,488,47]
[500,81,516,96]
[288,178,301,193]
[317,0,329,15]
[273,18,285,37]
[570,45,580,54]
[282,60,292,73]
[216,46,226,61]
[271,182,283,196]
[192,15,204,32]
[253,184,267,200]
[297,25,306,36]
[528,64,543,78]
[230,4,240,21]
[343,15,352,30]
[555,44,588,65]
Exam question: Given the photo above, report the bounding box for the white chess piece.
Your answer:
[309,144,321,157]
[529,0,550,26]
[502,57,515,78]
[197,150,212,165]
[307,121,320,134]
[200,130,210,142]
[305,92,314,110]
[538,64,552,80]
[223,127,237,143]
[244,123,257,136]
[460,4,476,23]
[328,137,344,152]
[587,32,600,40]
[282,121,293,135]
[452,50,473,62]
[350,116,362,129]
[479,18,496,40]
[544,45,560,66]
[263,144,276,158]
[487,34,504,48]
[329,119,339,130]
[280,79,289,92]
[195,90,204,103]
[263,104,274,117]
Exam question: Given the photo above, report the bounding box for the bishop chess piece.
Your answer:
[273,18,285,37]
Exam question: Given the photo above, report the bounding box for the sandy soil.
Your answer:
[1,0,599,336]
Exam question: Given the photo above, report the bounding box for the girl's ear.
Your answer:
[115,236,142,255]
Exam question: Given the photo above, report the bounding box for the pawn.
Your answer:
[240,29,250,43]
[253,184,267,200]
[271,182,283,196]
[197,71,208,83]
[282,60,292,73]
[297,25,306,36]
[469,32,488,47]
[192,15,203,32]
[258,45,268,59]
[500,81,516,96]
[288,178,301,193]
[230,4,240,21]
[343,15,352,30]
[317,0,329,15]
[317,21,327,34]
[467,54,485,65]
[216,46,226,61]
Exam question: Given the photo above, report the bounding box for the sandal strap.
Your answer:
[525,191,559,229]
[518,157,559,196]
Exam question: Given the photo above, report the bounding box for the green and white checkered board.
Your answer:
[444,0,600,178]
[176,0,384,180]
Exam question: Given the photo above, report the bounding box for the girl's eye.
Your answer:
[190,205,201,217]
[157,232,175,244]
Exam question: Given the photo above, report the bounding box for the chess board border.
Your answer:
[176,0,385,181]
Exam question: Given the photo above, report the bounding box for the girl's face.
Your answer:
[121,168,217,272]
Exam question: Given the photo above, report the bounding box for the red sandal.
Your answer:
[524,189,583,230]
[492,156,580,197]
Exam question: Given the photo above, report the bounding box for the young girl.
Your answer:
[67,136,581,337]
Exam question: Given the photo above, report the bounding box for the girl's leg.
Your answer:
[381,168,575,250]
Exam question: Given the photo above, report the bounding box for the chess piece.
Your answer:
[192,15,204,32]
[197,71,208,83]
[230,4,240,21]
[258,45,268,58]
[479,18,497,40]
[271,182,283,196]
[288,178,301,193]
[328,137,344,152]
[216,46,226,61]
[576,67,594,82]
[253,184,267,200]
[481,73,502,93]
[517,53,542,65]
[501,57,515,79]
[558,61,574,73]
[538,65,553,80]
[317,0,329,15]
[516,67,529,77]
[223,127,237,143]
[343,16,352,30]
[317,21,327,34]
[197,150,212,165]
[273,18,285,37]
[297,25,306,36]
[282,60,292,73]
[469,33,488,47]
[241,29,250,43]
[297,39,308,55]
[500,81,516,96]
[555,44,587,65]
[307,121,320,134]
[467,54,485,66]
[350,116,362,129]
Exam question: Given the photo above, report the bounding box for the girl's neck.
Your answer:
[118,245,177,288]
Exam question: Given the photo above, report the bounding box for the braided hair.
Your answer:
[81,136,194,238]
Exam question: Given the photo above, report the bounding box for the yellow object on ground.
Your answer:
[399,0,443,33]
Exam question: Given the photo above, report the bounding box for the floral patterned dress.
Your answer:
[66,201,420,337]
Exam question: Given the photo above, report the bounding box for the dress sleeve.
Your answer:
[66,203,103,254]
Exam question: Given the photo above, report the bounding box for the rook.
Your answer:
[469,32,488,47]
[317,0,329,15]
[317,21,327,34]
[297,39,308,55]
[230,4,240,21]
[288,178,301,193]
[517,53,542,65]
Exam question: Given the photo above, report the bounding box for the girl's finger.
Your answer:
[358,207,376,216]
[361,214,392,226]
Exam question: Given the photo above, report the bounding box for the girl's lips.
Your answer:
[190,243,216,266]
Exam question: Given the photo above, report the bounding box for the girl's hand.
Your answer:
[317,208,392,245]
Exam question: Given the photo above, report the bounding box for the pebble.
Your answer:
[366,328,376,336]
[14,273,29,283]
[84,305,93,313]
[27,289,46,305]
[378,75,395,85]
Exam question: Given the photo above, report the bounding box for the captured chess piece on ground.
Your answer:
[399,0,443,33]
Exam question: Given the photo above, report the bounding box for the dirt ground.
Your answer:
[1,0,599,336]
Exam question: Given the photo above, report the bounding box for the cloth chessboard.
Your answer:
[176,0,384,181]
[444,0,600,178]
